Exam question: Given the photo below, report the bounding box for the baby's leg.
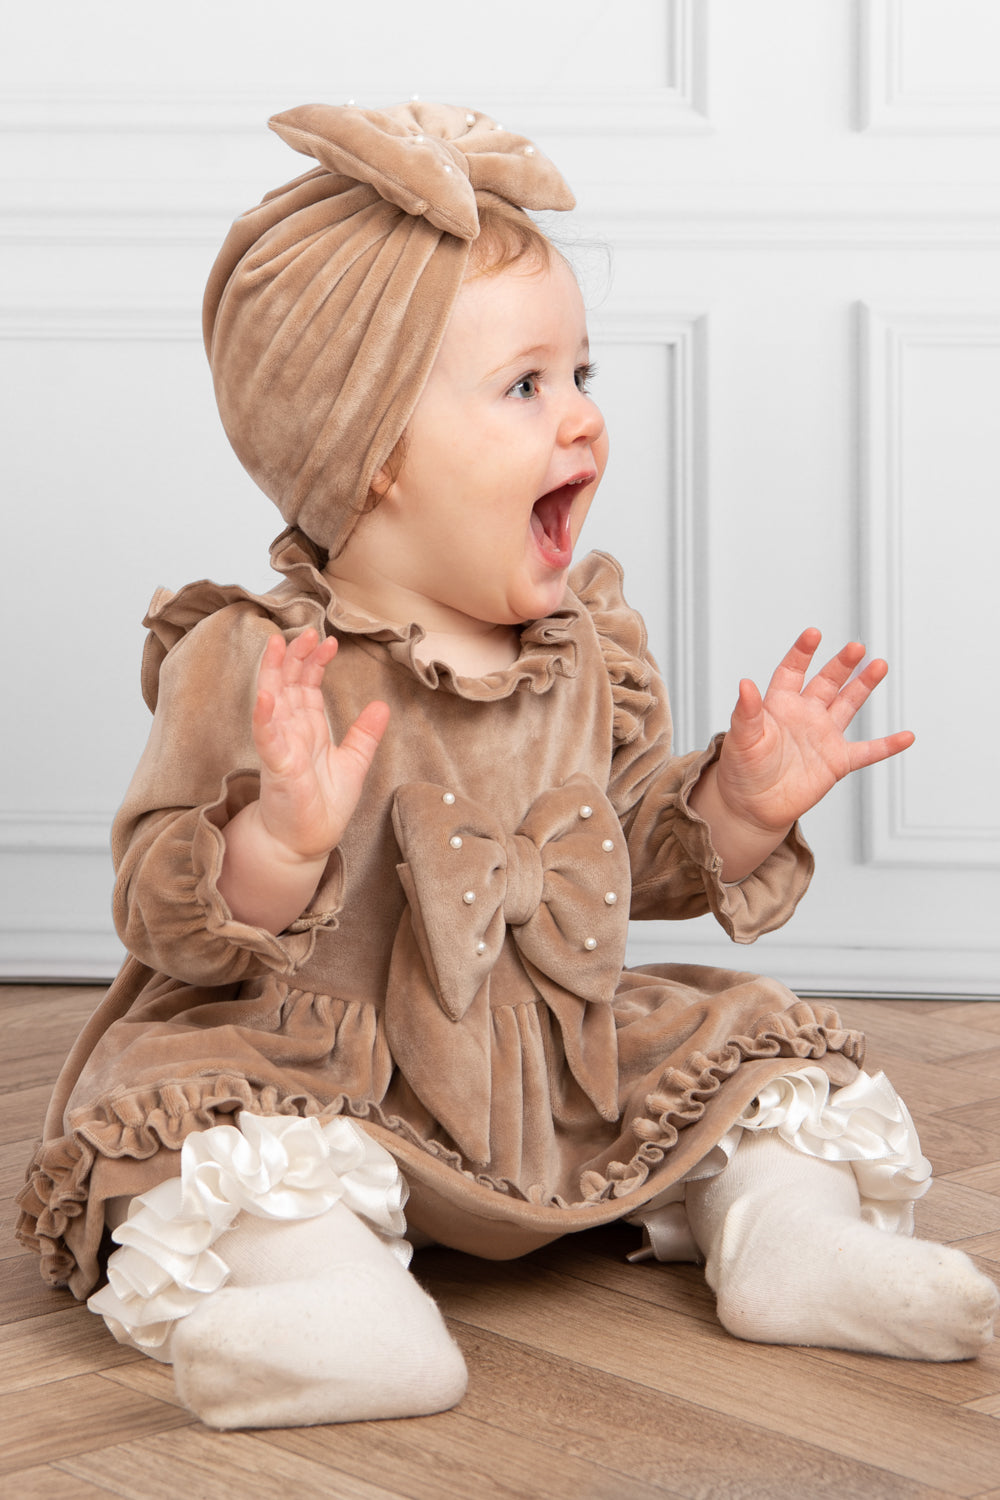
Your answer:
[168,1204,467,1428]
[685,1129,998,1360]
[89,1115,467,1428]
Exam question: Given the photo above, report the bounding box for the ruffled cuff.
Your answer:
[87,1114,410,1358]
[732,1066,932,1226]
[628,1066,932,1259]
[116,770,346,985]
[194,770,344,965]
[670,739,815,944]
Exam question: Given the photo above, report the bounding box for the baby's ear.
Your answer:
[364,465,396,515]
[370,466,392,497]
[371,433,409,502]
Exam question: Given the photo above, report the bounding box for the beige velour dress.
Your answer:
[18,536,870,1300]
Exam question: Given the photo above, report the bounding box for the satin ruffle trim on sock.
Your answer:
[87,1113,410,1358]
[627,1067,932,1262]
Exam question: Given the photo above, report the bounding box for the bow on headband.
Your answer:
[384,776,630,1165]
[272,100,575,241]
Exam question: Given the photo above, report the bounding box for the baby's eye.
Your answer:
[575,361,598,394]
[508,373,540,400]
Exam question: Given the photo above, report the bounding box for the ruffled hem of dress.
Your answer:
[17,999,865,1294]
[17,1074,496,1295]
[580,1000,865,1202]
[86,1112,410,1357]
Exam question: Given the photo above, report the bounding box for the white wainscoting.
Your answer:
[2,0,997,993]
[859,303,1000,871]
[859,0,1000,134]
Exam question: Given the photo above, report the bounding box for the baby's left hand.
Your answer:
[714,628,914,837]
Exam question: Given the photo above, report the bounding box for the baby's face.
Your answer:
[363,255,609,631]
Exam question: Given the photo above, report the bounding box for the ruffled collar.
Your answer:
[270,527,581,700]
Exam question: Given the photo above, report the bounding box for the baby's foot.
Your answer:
[686,1131,999,1361]
[165,1200,466,1428]
[713,1197,999,1361]
[171,1263,468,1428]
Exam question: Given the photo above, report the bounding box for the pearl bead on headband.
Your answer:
[202,100,576,558]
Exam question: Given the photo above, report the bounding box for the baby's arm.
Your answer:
[218,628,389,933]
[689,629,913,882]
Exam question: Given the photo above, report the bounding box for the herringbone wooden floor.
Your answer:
[4,985,1000,1499]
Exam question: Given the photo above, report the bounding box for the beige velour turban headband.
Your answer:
[202,100,576,558]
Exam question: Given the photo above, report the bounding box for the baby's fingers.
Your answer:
[847,727,916,772]
[800,640,869,712]
[764,627,824,696]
[822,654,889,731]
[251,683,288,769]
[728,677,767,748]
[256,632,288,695]
[338,700,391,780]
[282,628,339,686]
[257,629,338,700]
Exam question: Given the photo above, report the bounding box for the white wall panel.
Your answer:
[586,311,708,754]
[1,0,684,979]
[0,0,707,140]
[859,0,1000,132]
[3,0,998,993]
[0,311,276,978]
[860,303,1000,868]
[1,0,695,104]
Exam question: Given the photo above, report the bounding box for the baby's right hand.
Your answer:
[217,629,389,934]
[252,628,390,863]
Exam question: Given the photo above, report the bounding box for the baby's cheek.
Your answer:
[595,426,611,474]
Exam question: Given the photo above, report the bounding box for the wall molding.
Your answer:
[627,926,1000,998]
[7,202,1000,251]
[0,924,124,982]
[858,0,1000,134]
[0,306,198,340]
[0,837,118,980]
[585,180,1000,245]
[0,812,112,855]
[0,0,709,138]
[590,309,709,753]
[0,89,711,139]
[858,301,1000,868]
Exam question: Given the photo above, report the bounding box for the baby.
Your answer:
[19,101,998,1431]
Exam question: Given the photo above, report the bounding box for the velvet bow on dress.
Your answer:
[385,775,630,1166]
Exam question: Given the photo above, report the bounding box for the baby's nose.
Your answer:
[561,388,605,447]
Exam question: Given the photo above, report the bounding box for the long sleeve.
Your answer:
[572,552,814,943]
[111,587,343,986]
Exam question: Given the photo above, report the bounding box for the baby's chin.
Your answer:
[504,573,574,626]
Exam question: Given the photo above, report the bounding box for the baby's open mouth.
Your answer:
[530,477,591,569]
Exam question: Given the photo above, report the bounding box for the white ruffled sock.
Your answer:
[169,1203,468,1429]
[90,1114,467,1428]
[685,1129,999,1360]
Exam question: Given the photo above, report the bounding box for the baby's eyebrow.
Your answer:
[483,344,550,380]
[483,338,591,383]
